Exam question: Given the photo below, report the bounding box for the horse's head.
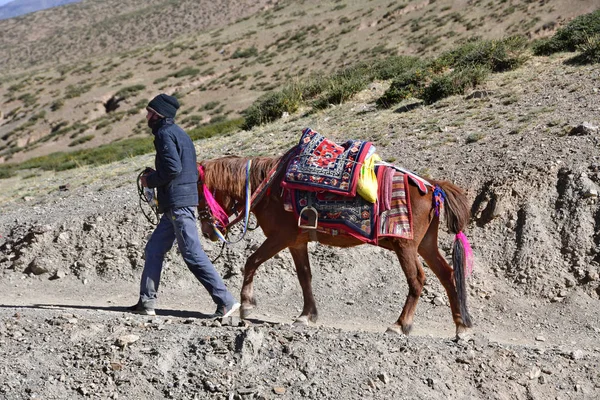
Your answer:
[196,159,242,241]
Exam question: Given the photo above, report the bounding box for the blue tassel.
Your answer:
[433,185,446,217]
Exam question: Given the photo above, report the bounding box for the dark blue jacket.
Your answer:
[146,118,198,213]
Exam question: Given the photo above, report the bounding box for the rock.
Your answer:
[529,367,541,380]
[25,259,50,275]
[568,122,599,136]
[49,269,67,280]
[570,350,584,360]
[116,334,140,347]
[273,386,286,395]
[466,90,493,99]
[377,372,390,384]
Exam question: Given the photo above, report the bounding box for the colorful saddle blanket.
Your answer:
[288,166,414,243]
[282,127,372,197]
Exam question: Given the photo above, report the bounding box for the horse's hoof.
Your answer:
[385,325,403,335]
[240,306,254,320]
[454,326,472,342]
[293,315,310,326]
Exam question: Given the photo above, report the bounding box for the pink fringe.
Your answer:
[456,231,474,277]
[198,165,229,228]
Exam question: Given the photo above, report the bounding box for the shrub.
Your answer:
[188,118,244,140]
[312,73,369,109]
[65,84,93,99]
[200,101,220,111]
[50,99,64,111]
[372,55,426,80]
[242,87,302,129]
[231,46,259,59]
[171,67,200,78]
[568,34,600,64]
[115,84,146,99]
[435,36,529,72]
[421,65,490,104]
[69,134,94,147]
[533,9,600,55]
[376,68,432,108]
[0,165,15,179]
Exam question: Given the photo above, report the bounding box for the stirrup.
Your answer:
[298,206,318,229]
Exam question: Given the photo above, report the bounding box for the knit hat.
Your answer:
[147,94,180,119]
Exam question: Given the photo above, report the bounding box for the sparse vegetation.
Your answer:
[533,9,600,55]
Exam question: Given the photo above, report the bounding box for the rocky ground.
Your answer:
[1,55,600,399]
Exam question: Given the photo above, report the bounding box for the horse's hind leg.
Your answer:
[240,236,290,319]
[418,221,469,336]
[387,241,426,335]
[288,243,318,325]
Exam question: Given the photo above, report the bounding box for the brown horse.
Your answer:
[197,155,473,337]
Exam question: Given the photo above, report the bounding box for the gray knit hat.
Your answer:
[147,94,180,119]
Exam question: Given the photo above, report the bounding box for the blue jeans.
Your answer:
[139,206,235,309]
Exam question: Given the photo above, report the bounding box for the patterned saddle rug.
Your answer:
[286,166,414,243]
[282,127,373,197]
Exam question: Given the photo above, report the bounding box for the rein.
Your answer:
[199,160,253,245]
[198,146,298,245]
[136,170,159,225]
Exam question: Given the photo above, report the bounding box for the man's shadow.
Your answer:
[0,303,277,325]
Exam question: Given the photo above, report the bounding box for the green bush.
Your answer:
[533,9,600,55]
[371,55,426,80]
[231,46,259,59]
[376,68,432,108]
[421,66,490,104]
[568,34,600,64]
[188,118,244,140]
[436,36,529,72]
[242,87,302,129]
[65,84,93,99]
[171,67,200,78]
[69,134,95,147]
[312,73,369,109]
[0,165,15,179]
[115,84,146,99]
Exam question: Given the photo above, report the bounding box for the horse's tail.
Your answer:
[434,180,473,328]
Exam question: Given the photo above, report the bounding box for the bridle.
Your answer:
[197,160,253,245]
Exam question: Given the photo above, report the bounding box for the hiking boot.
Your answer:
[211,302,241,319]
[128,302,156,316]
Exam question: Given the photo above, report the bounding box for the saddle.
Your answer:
[281,128,425,243]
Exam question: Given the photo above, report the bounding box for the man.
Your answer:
[130,93,240,318]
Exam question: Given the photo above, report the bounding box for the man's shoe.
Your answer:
[128,302,156,316]
[212,302,241,318]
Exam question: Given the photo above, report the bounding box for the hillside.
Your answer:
[0,0,598,165]
[0,51,599,399]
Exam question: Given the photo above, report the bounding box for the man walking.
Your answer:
[130,93,240,318]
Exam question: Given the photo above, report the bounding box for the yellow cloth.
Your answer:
[357,153,380,203]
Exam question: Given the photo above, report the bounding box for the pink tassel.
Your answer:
[456,231,474,277]
[198,165,229,228]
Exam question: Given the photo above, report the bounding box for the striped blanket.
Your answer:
[378,167,413,239]
[288,165,413,243]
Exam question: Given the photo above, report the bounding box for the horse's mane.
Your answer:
[200,155,282,199]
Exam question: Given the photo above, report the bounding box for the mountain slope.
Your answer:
[0,0,597,165]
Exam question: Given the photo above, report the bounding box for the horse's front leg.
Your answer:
[240,235,290,319]
[288,243,318,325]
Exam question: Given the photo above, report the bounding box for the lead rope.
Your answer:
[136,170,159,226]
